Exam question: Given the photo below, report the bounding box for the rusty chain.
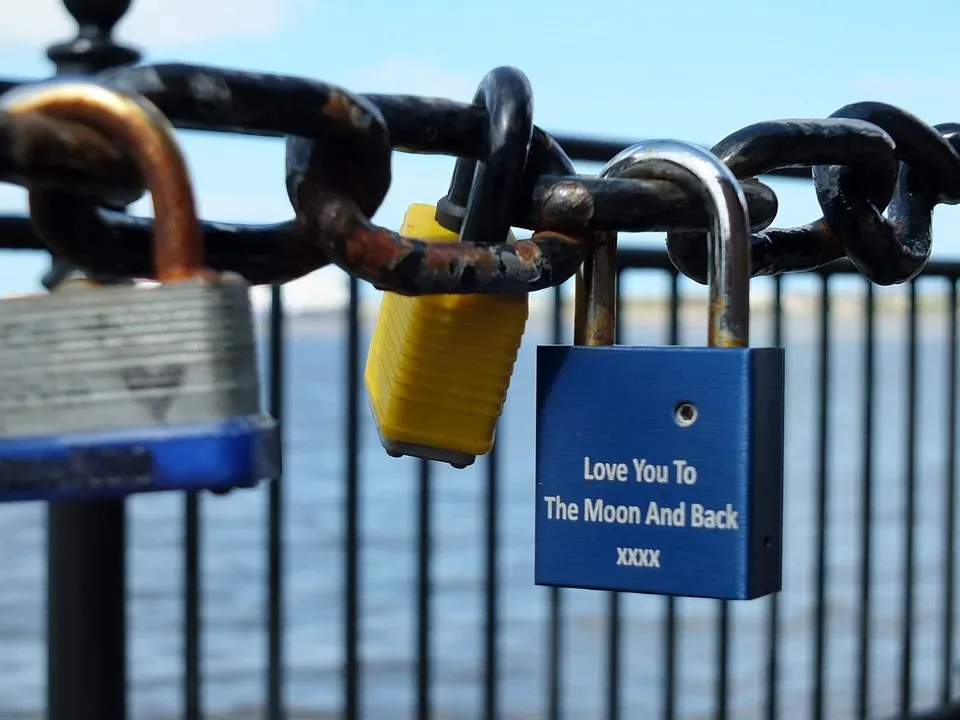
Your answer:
[0,63,956,292]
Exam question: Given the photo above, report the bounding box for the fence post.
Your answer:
[44,3,140,720]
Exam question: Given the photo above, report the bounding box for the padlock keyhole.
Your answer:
[673,401,698,428]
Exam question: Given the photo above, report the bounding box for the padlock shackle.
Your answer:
[435,66,534,244]
[599,140,752,347]
[0,81,206,283]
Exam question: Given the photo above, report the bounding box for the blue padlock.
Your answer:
[535,140,785,601]
[0,81,280,503]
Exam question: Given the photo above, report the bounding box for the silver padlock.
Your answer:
[0,80,280,502]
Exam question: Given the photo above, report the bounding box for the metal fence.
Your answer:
[289,256,960,720]
[2,1,960,719]
[17,247,960,720]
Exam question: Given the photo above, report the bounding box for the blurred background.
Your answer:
[1,0,959,718]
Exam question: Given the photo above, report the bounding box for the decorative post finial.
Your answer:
[42,0,142,290]
[47,0,141,74]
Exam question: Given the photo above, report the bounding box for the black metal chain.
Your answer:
[0,61,957,292]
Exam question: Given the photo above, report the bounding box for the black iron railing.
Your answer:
[258,256,957,720]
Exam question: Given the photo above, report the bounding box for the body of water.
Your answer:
[0,300,957,719]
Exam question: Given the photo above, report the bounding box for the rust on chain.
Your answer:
[3,63,957,288]
[0,81,212,283]
[292,140,589,295]
[322,89,378,133]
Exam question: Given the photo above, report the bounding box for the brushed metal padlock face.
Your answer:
[0,280,261,438]
[534,344,785,601]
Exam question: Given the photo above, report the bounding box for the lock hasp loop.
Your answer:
[435,65,534,242]
[0,80,210,283]
[599,140,752,348]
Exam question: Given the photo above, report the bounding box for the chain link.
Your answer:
[0,63,955,291]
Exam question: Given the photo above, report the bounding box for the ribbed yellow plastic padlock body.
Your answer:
[364,203,529,467]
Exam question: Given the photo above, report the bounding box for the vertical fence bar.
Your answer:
[184,492,200,720]
[267,283,286,720]
[47,499,129,720]
[942,280,958,706]
[715,603,730,720]
[606,563,621,719]
[900,281,919,718]
[812,275,831,720]
[547,283,564,720]
[45,4,140,720]
[663,271,680,720]
[344,276,361,720]
[766,275,783,720]
[856,282,875,720]
[483,442,500,720]
[416,456,433,720]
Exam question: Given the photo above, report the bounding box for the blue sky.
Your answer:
[0,0,957,307]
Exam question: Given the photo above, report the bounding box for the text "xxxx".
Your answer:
[616,547,660,568]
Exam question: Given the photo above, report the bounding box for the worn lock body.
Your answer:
[365,203,528,467]
[534,139,785,601]
[535,344,784,600]
[0,81,279,502]
[0,280,277,501]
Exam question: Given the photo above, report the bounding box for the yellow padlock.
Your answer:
[365,203,529,468]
